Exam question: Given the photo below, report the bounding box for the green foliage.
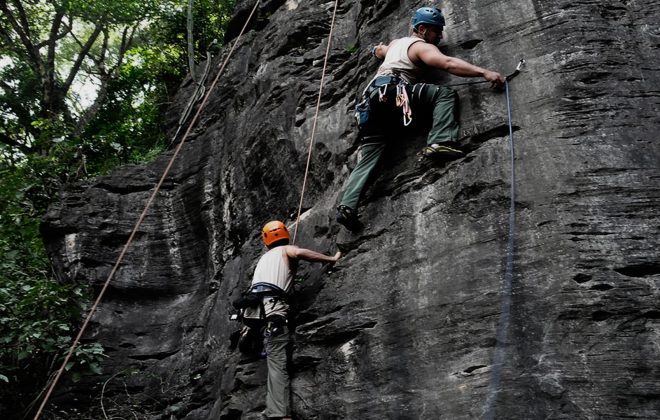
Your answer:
[0,0,237,414]
[69,0,238,174]
[62,0,157,23]
[146,0,237,65]
[0,163,107,414]
[345,43,359,54]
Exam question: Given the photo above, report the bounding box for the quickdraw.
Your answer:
[505,59,525,81]
[396,82,413,126]
[378,83,388,102]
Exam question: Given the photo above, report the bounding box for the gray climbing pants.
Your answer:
[262,295,290,418]
[264,325,290,417]
[340,83,459,210]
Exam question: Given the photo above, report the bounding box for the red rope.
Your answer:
[32,2,262,418]
[292,0,340,244]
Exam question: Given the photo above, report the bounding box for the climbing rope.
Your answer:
[175,0,218,146]
[291,0,340,244]
[32,2,262,418]
[173,53,213,145]
[483,72,520,420]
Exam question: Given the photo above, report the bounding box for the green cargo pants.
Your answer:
[340,83,460,210]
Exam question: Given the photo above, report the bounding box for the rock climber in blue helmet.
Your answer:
[336,6,506,231]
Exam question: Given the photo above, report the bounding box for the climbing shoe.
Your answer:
[392,147,448,186]
[336,205,363,232]
[420,143,465,161]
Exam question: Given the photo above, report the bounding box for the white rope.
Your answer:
[291,0,340,244]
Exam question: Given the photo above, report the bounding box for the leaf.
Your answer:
[0,374,8,383]
[89,363,103,375]
[4,250,19,262]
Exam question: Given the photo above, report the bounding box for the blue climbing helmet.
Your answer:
[411,7,446,30]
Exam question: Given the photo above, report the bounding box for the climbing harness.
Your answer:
[355,73,414,129]
[483,59,525,420]
[291,0,339,244]
[232,283,288,327]
[231,282,289,360]
[32,2,262,419]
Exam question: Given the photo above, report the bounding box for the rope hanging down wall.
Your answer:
[291,0,340,244]
[483,65,523,419]
[32,2,262,418]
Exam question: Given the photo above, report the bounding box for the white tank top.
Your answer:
[251,246,293,293]
[377,36,425,83]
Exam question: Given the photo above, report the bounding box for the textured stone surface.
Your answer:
[40,0,660,419]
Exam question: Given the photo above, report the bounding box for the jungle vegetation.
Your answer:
[0,0,235,415]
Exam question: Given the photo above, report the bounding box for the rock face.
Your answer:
[41,0,660,419]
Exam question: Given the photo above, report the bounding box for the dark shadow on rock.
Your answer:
[369,121,522,200]
[459,122,520,153]
[614,262,660,278]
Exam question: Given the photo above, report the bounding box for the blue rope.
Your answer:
[483,79,516,420]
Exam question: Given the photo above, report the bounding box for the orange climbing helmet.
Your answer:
[261,220,290,247]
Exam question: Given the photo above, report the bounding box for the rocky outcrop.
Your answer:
[41,0,660,419]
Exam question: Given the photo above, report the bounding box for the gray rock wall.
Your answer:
[41,0,660,418]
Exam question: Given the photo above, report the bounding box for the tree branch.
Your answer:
[11,0,32,39]
[112,25,137,72]
[0,0,43,71]
[58,17,83,50]
[72,25,137,138]
[71,81,108,139]
[43,9,65,115]
[46,10,65,73]
[0,130,33,155]
[61,23,104,96]
[97,28,110,71]
[0,16,14,45]
[35,14,72,49]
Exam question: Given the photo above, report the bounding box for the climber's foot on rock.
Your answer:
[336,205,363,232]
[420,143,465,162]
